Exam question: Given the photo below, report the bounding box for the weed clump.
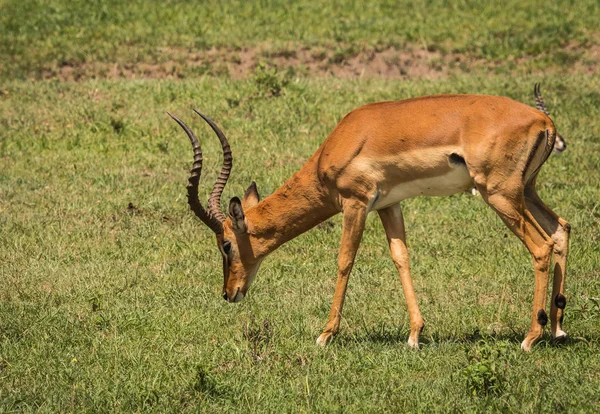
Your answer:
[462,340,512,397]
[110,117,125,134]
[180,364,228,407]
[242,311,273,361]
[192,365,219,395]
[253,63,288,97]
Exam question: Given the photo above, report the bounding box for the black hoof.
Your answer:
[553,335,567,344]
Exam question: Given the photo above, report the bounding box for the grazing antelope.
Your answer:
[168,86,569,351]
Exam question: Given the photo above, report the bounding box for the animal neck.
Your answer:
[245,154,337,257]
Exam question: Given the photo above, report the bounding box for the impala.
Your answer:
[168,85,570,351]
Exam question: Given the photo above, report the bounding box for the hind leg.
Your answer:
[525,183,570,340]
[478,185,554,351]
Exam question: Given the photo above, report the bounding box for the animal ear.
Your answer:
[228,197,247,233]
[242,181,260,210]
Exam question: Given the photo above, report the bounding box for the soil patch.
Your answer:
[42,41,600,82]
[48,45,455,81]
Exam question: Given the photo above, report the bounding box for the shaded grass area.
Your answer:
[1,0,599,79]
[1,74,599,411]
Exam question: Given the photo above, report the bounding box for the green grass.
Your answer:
[1,0,599,79]
[1,74,599,412]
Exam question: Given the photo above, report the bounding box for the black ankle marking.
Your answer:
[537,309,548,326]
[559,314,564,324]
[555,293,566,309]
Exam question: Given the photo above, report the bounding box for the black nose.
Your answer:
[222,291,228,301]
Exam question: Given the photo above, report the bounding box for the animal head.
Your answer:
[168,110,263,303]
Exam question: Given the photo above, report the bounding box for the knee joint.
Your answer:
[338,259,355,275]
[552,225,570,257]
[545,240,555,256]
[533,241,554,264]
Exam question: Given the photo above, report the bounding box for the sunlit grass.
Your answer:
[1,74,599,411]
[1,0,599,79]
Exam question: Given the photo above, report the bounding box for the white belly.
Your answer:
[370,165,473,211]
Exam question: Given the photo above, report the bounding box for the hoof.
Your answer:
[553,330,567,342]
[316,332,334,346]
[407,336,420,350]
[521,333,543,351]
[520,339,533,352]
[521,332,543,352]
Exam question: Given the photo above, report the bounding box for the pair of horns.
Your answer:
[534,83,550,117]
[167,110,232,235]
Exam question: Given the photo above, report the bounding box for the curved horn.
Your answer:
[167,112,224,234]
[534,83,550,116]
[193,109,232,223]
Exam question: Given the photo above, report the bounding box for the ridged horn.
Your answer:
[167,111,224,235]
[193,109,232,224]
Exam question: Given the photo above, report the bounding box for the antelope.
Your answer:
[168,85,570,351]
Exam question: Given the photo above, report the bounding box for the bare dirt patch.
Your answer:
[570,39,600,75]
[44,44,469,81]
[224,46,454,80]
[42,40,600,82]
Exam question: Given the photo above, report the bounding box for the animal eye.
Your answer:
[223,241,232,254]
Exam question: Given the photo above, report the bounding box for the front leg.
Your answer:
[316,200,367,346]
[378,204,424,349]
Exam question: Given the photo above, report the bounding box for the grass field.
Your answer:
[1,1,600,412]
